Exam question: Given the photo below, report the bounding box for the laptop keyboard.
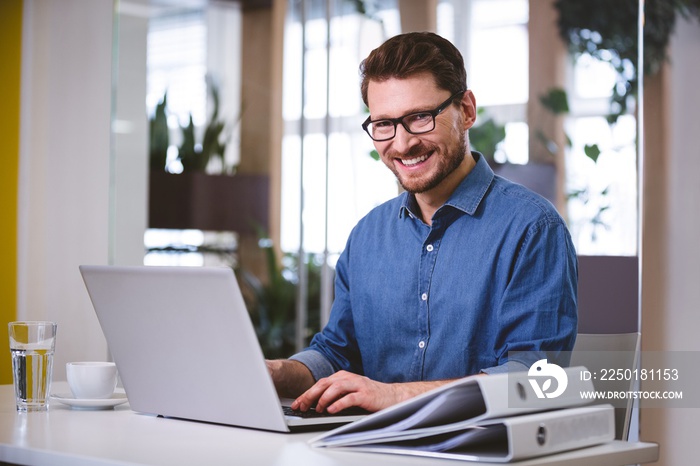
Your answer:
[283,405,370,419]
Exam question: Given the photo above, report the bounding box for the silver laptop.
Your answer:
[79,265,366,432]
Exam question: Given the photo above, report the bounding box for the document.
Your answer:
[338,405,615,463]
[311,367,615,462]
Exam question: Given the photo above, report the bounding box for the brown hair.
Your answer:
[359,32,468,106]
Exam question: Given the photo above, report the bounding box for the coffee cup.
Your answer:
[66,362,118,399]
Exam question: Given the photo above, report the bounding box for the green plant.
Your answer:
[347,0,386,24]
[149,76,237,174]
[149,93,169,171]
[535,87,571,158]
[469,108,506,167]
[555,0,700,122]
[238,241,323,359]
[537,86,610,239]
[553,1,699,243]
[178,77,232,173]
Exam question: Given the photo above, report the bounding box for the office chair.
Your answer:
[570,332,641,441]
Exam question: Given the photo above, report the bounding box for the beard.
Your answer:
[383,132,468,194]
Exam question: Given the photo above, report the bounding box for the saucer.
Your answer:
[51,391,128,410]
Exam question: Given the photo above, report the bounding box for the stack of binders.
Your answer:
[310,365,614,463]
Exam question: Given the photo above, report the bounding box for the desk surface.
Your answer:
[0,383,658,466]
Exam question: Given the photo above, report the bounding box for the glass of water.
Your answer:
[8,321,57,412]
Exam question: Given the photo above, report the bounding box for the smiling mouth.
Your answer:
[399,153,431,167]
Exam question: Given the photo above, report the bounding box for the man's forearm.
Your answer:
[266,359,316,398]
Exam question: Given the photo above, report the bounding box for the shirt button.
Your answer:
[418,341,426,349]
[421,293,428,301]
[426,244,434,252]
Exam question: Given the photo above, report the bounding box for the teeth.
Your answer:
[401,154,428,166]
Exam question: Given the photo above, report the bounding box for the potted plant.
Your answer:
[148,77,269,235]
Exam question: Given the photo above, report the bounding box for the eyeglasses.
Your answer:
[362,90,466,142]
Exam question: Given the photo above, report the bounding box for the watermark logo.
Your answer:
[528,359,568,399]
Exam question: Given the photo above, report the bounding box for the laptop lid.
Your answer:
[79,265,363,432]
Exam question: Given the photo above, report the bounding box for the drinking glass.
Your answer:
[9,321,58,412]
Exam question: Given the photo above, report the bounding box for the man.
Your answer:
[267,32,577,416]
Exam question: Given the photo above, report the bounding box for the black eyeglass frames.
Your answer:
[361,90,466,142]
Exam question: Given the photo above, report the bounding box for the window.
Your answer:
[147,9,208,173]
[280,1,401,255]
[144,4,243,266]
[565,54,638,255]
[440,0,637,255]
[440,0,529,165]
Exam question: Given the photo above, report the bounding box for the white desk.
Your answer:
[0,383,658,466]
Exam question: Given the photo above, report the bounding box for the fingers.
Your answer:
[291,371,365,413]
[291,377,330,411]
[325,391,362,414]
[315,375,359,413]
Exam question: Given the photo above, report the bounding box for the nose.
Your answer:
[390,123,420,154]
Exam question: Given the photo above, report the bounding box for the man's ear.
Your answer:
[461,90,477,130]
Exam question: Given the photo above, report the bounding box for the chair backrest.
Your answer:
[570,332,641,441]
[577,255,639,334]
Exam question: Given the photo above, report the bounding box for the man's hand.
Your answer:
[291,370,454,414]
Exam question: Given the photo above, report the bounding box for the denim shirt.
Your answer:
[291,152,578,382]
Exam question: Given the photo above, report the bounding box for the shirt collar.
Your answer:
[399,151,494,219]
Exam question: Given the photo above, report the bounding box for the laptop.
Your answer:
[79,265,367,432]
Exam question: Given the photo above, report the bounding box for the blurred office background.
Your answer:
[1,1,698,464]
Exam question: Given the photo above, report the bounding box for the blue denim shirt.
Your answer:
[291,152,577,382]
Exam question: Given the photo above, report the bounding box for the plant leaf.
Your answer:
[584,144,601,163]
[539,88,569,115]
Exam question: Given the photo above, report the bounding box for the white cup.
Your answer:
[66,362,118,399]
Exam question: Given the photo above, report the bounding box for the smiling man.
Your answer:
[267,32,577,416]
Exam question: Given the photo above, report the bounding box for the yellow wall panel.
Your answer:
[0,0,23,384]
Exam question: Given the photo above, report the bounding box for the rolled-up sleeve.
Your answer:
[489,218,578,372]
[289,349,336,381]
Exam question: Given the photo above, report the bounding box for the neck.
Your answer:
[414,153,476,225]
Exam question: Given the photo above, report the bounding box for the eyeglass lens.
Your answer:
[368,113,435,140]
